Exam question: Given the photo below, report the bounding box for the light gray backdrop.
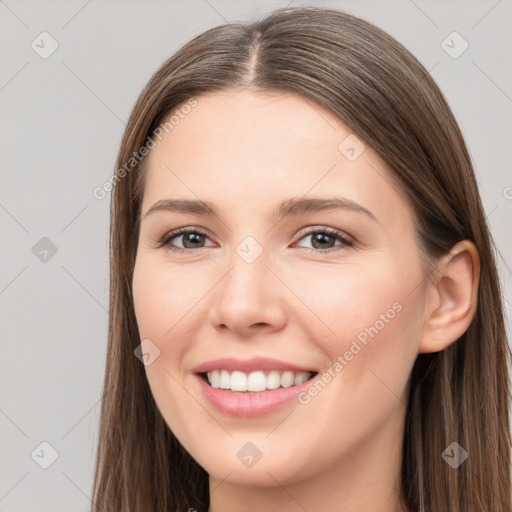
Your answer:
[1,0,511,510]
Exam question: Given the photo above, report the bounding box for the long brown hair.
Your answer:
[91,6,511,511]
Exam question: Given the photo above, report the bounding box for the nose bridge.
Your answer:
[209,233,285,332]
[220,234,270,306]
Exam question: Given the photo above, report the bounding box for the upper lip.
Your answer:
[192,357,317,374]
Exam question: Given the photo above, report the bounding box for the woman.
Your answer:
[91,6,511,511]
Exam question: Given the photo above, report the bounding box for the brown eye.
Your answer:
[158,227,214,252]
[176,231,206,249]
[294,227,354,254]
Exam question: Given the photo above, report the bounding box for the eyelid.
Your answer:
[292,226,354,253]
[157,226,214,249]
[155,225,355,253]
[293,225,353,244]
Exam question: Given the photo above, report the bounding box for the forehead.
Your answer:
[140,89,412,227]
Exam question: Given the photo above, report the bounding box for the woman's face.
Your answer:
[132,90,426,489]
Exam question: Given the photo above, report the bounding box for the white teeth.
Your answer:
[231,371,247,391]
[205,369,314,392]
[210,370,220,388]
[266,370,281,390]
[294,372,309,385]
[247,371,267,392]
[219,370,231,389]
[281,371,295,388]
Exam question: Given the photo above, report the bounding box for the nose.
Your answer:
[208,247,287,337]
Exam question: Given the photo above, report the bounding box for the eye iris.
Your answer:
[170,229,343,251]
[311,232,335,249]
[183,232,204,248]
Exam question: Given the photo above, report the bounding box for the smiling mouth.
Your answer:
[198,370,318,393]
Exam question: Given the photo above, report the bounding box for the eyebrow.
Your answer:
[142,196,378,223]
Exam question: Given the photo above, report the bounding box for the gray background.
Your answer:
[1,0,511,510]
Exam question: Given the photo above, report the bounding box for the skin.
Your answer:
[132,89,479,512]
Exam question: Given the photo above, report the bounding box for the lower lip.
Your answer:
[194,373,317,417]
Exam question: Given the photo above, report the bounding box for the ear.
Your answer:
[418,240,480,354]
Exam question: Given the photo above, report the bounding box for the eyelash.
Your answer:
[153,226,354,254]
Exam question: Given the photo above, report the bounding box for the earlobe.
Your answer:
[418,240,480,354]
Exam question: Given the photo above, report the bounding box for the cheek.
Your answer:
[132,256,201,339]
[294,258,419,340]
[294,258,423,396]
[132,259,201,434]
